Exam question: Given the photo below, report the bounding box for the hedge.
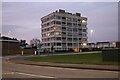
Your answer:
[102,48,120,62]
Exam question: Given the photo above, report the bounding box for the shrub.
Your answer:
[102,48,120,62]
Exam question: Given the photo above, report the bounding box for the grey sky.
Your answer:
[2,2,118,43]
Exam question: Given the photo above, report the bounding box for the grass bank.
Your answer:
[25,51,118,65]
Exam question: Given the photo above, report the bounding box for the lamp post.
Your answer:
[90,29,93,36]
[8,31,11,55]
[90,29,94,43]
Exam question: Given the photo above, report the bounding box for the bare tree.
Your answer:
[30,38,42,49]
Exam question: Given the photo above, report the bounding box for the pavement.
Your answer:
[10,59,119,71]
[3,60,119,78]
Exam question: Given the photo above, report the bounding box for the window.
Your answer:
[79,29,82,31]
[50,15,55,19]
[55,15,61,19]
[81,20,87,25]
[67,28,72,31]
[79,38,82,40]
[67,33,72,37]
[73,38,77,41]
[47,23,50,26]
[74,43,78,46]
[67,38,72,41]
[67,17,72,21]
[78,23,81,26]
[46,33,50,36]
[62,32,66,34]
[82,34,87,37]
[67,23,72,26]
[82,38,87,41]
[83,29,87,32]
[73,28,77,32]
[79,34,82,35]
[62,22,66,25]
[41,20,44,23]
[54,32,61,35]
[52,26,60,30]
[47,28,50,31]
[57,37,61,40]
[42,19,46,23]
[78,19,81,21]
[51,21,55,25]
[68,43,72,46]
[51,37,55,40]
[42,24,46,27]
[73,18,77,22]
[55,21,61,25]
[47,38,50,41]
[50,32,54,35]
[62,27,66,31]
[62,27,66,29]
[62,17,66,20]
[46,17,49,21]
[73,23,77,26]
[57,43,61,46]
[48,43,50,46]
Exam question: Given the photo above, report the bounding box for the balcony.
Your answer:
[67,40,72,43]
[62,39,66,42]
[62,44,66,48]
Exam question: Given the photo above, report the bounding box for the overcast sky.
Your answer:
[2,2,118,43]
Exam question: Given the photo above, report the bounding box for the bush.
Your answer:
[102,48,120,62]
[92,48,102,51]
[81,48,90,52]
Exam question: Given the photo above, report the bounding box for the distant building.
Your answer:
[41,9,88,52]
[96,42,110,48]
[0,36,20,55]
[87,43,96,49]
[87,41,117,49]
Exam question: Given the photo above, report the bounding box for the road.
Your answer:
[2,60,119,79]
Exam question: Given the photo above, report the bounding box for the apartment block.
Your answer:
[41,9,88,52]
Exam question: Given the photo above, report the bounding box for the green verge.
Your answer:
[25,52,118,65]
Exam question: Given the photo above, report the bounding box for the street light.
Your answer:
[8,31,11,55]
[90,29,94,43]
[90,29,94,36]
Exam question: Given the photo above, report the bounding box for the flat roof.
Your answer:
[0,39,19,43]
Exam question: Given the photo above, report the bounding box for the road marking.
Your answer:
[16,72,56,78]
[3,72,15,75]
[3,71,56,78]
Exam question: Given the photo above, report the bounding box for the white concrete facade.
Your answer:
[41,9,88,52]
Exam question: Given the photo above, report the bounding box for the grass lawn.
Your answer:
[25,52,118,65]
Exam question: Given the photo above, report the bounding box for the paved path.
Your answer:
[13,60,119,71]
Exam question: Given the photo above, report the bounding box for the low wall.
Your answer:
[2,48,37,56]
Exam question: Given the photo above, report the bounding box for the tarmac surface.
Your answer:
[2,53,120,79]
[3,61,119,78]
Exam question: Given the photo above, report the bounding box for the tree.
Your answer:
[51,45,54,53]
[30,38,42,49]
[20,40,28,48]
